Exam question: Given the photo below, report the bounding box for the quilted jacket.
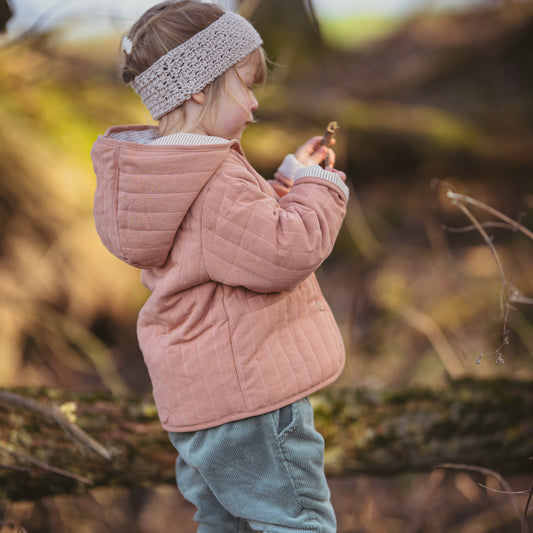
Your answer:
[91,125,348,431]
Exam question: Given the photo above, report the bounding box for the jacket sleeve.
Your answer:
[201,162,348,293]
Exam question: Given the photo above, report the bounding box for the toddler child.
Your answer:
[91,1,350,531]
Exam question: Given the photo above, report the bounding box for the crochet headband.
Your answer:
[131,11,263,120]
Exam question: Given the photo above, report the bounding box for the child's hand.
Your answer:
[294,136,336,168]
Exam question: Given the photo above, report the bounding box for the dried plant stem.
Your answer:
[448,195,511,360]
[446,191,533,242]
[478,484,532,496]
[448,193,507,286]
[0,445,93,486]
[0,390,112,460]
[435,462,527,532]
[524,483,533,533]
[400,305,465,379]
[0,463,28,473]
[444,221,520,233]
[509,293,533,305]
[441,183,533,362]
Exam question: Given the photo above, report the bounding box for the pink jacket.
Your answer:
[91,125,347,431]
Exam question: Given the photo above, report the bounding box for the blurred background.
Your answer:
[1,0,532,531]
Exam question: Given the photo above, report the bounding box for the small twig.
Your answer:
[0,390,112,460]
[478,483,531,496]
[435,463,526,531]
[442,221,520,233]
[0,462,29,473]
[446,190,533,242]
[400,305,465,379]
[449,196,508,286]
[320,121,339,168]
[524,482,533,533]
[449,195,513,354]
[438,181,533,363]
[0,445,93,486]
[509,292,533,305]
[321,121,339,147]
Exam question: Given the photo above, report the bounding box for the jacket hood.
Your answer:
[91,125,239,268]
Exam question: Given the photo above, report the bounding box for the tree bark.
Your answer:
[1,378,532,501]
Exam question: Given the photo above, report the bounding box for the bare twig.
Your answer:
[0,445,93,486]
[320,121,339,168]
[446,195,512,361]
[0,463,29,473]
[446,190,533,242]
[442,221,521,233]
[400,305,465,379]
[524,482,533,533]
[509,291,533,305]
[478,483,531,496]
[448,194,508,286]
[438,181,533,363]
[435,463,526,531]
[0,390,112,460]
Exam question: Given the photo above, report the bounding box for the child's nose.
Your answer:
[250,94,259,111]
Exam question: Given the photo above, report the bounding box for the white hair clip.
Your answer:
[122,36,133,55]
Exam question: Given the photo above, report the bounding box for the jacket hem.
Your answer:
[160,366,344,433]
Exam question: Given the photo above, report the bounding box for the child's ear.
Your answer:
[191,91,205,105]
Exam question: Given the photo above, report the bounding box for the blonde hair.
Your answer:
[122,0,266,120]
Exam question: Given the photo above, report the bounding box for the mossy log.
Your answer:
[1,378,532,501]
[313,378,533,476]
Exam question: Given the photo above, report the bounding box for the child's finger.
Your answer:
[306,137,325,154]
[309,135,324,145]
[312,145,329,164]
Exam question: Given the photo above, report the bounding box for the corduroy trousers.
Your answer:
[168,397,336,532]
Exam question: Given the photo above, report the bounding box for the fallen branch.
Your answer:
[1,380,532,500]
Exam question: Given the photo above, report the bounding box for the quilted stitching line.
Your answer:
[114,147,126,260]
[203,244,312,274]
[202,188,322,259]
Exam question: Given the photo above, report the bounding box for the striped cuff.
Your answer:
[294,165,350,202]
[276,154,305,181]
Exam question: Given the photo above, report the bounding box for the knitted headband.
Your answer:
[131,11,263,120]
